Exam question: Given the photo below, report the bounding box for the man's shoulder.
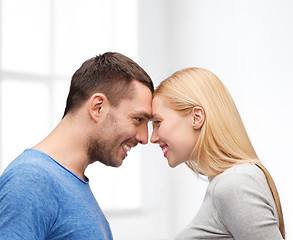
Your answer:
[0,149,59,190]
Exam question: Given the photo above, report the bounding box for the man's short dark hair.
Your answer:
[63,52,154,117]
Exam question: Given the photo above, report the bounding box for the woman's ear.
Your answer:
[88,93,108,122]
[192,106,205,129]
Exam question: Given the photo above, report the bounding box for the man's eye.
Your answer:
[135,117,143,123]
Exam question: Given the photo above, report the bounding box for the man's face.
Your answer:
[87,80,152,167]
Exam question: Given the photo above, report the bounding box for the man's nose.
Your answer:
[136,124,149,144]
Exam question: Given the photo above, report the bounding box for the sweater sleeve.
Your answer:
[212,169,283,240]
[0,165,59,240]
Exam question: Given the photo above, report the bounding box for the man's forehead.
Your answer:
[117,80,153,116]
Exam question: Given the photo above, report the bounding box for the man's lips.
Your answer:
[122,143,136,157]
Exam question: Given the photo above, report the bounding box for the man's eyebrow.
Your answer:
[132,111,152,120]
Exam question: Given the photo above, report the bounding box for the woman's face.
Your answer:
[151,95,200,168]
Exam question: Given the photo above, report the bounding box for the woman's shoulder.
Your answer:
[206,165,281,240]
[214,163,265,183]
[210,163,269,200]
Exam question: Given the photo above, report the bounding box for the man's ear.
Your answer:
[191,106,205,129]
[88,93,108,122]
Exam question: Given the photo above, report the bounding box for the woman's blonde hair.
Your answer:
[155,67,285,238]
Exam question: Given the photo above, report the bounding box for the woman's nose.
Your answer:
[150,129,159,143]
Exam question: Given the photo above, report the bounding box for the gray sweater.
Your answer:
[175,163,283,240]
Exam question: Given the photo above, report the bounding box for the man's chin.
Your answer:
[88,157,123,168]
[103,158,124,168]
[113,162,123,168]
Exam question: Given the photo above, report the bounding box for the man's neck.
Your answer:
[32,118,90,181]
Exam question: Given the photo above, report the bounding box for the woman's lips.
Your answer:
[160,145,168,157]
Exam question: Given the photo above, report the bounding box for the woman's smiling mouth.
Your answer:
[160,145,168,157]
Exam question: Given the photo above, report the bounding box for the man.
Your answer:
[0,52,154,239]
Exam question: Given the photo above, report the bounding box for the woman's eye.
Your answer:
[153,120,161,125]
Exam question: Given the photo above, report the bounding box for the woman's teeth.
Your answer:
[162,146,168,153]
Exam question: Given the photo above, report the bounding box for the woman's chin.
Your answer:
[167,160,178,168]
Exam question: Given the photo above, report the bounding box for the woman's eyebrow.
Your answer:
[151,114,161,120]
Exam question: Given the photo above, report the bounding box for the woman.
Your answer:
[151,67,285,239]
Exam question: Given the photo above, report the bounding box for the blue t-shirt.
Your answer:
[0,149,113,240]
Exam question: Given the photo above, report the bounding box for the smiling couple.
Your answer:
[0,52,285,240]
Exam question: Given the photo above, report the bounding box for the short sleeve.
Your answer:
[212,170,283,240]
[0,166,59,239]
